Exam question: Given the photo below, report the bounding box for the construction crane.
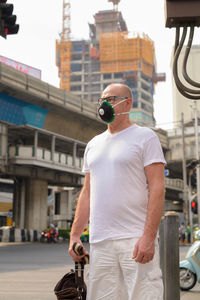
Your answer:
[108,0,121,11]
[56,0,71,91]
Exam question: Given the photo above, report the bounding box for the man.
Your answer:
[69,83,166,299]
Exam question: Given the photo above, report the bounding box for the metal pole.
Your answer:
[51,135,55,161]
[194,101,200,227]
[163,212,180,300]
[188,172,193,244]
[73,142,77,167]
[181,113,188,224]
[159,217,165,285]
[34,130,38,158]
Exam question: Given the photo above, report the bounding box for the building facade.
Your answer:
[56,8,165,127]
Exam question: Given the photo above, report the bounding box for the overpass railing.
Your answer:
[7,146,83,173]
[165,177,184,191]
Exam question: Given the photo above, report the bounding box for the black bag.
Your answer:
[54,243,89,300]
[54,264,87,300]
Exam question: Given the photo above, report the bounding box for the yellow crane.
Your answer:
[56,0,71,91]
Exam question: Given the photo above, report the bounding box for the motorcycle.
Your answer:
[40,228,58,243]
[40,230,48,243]
[179,230,200,290]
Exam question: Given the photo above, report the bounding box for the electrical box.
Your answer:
[165,0,200,28]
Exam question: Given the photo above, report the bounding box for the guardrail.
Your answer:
[8,145,83,172]
[165,177,184,190]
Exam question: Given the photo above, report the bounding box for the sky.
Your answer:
[0,0,177,129]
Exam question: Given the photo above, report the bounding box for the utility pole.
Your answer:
[193,101,200,227]
[188,169,194,243]
[181,113,188,224]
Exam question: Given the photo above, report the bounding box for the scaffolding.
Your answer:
[56,0,71,91]
[99,32,155,77]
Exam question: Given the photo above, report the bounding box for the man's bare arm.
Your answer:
[133,163,165,264]
[68,172,90,261]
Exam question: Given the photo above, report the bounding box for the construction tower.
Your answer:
[56,0,165,127]
[108,0,121,11]
[56,0,71,91]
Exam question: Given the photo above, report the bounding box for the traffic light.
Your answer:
[191,200,198,214]
[0,0,19,39]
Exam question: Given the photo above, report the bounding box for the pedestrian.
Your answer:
[187,223,191,244]
[68,83,166,300]
[179,223,186,244]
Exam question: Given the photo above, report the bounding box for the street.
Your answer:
[0,242,199,300]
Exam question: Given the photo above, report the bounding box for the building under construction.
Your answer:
[56,0,165,127]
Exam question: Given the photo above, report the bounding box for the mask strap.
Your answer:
[112,98,128,108]
[114,112,130,116]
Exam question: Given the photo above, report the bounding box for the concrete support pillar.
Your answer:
[19,179,26,229]
[0,124,8,157]
[13,179,21,228]
[25,178,48,231]
[53,190,73,228]
[33,130,38,158]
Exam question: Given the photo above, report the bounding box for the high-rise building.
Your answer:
[172,45,200,124]
[56,3,165,127]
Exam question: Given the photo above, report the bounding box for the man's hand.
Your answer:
[132,235,155,264]
[68,236,88,262]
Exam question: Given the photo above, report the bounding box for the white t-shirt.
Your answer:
[82,125,166,243]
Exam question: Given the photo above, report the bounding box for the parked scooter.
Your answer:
[180,230,200,290]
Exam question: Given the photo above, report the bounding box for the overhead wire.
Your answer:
[172,24,200,100]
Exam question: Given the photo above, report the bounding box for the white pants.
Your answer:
[87,238,163,300]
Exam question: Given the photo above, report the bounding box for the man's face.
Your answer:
[101,86,130,117]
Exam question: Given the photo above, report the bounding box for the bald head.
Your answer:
[102,83,133,100]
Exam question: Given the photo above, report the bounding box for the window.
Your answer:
[70,85,81,91]
[48,189,52,196]
[71,54,82,61]
[103,83,109,90]
[71,75,82,82]
[132,99,138,108]
[91,94,101,102]
[141,102,152,113]
[141,92,150,102]
[141,83,150,92]
[84,64,89,72]
[73,44,83,52]
[55,193,60,215]
[91,84,100,92]
[125,80,137,88]
[114,72,123,79]
[103,73,111,79]
[71,63,82,72]
[91,74,100,81]
[91,62,100,72]
[84,45,89,52]
[141,72,151,82]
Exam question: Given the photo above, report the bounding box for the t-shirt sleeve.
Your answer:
[82,144,90,173]
[143,134,166,167]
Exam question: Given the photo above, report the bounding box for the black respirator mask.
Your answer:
[98,99,130,123]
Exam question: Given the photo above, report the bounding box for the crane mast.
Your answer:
[61,0,71,42]
[108,0,121,11]
[56,0,71,91]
